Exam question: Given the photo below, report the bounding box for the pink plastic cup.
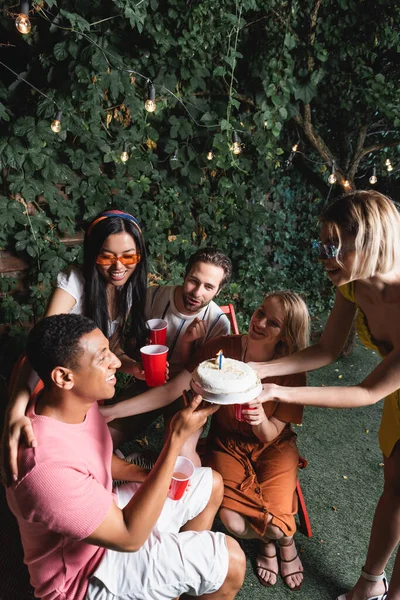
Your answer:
[168,456,195,501]
[235,403,256,422]
[140,344,168,387]
[147,319,168,345]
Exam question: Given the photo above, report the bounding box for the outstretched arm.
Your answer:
[259,344,400,409]
[248,289,356,379]
[100,369,192,422]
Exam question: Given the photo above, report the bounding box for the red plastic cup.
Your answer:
[147,319,168,345]
[168,456,195,501]
[235,403,256,422]
[140,344,168,387]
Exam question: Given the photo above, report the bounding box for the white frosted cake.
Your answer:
[191,357,262,404]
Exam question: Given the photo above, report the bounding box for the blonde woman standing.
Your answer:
[251,191,400,600]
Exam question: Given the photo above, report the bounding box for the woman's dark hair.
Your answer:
[83,212,148,352]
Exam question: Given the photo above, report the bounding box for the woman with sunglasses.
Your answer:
[2,209,148,484]
[250,190,400,600]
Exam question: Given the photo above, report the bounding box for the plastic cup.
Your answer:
[168,456,195,501]
[140,344,168,387]
[147,319,168,345]
[235,403,256,422]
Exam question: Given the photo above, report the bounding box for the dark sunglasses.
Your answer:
[311,240,340,260]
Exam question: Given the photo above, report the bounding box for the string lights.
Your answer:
[50,110,62,133]
[386,159,393,172]
[291,143,299,152]
[369,167,377,185]
[343,179,351,188]
[207,150,214,160]
[15,0,31,34]
[231,131,242,155]
[171,150,178,161]
[144,82,156,113]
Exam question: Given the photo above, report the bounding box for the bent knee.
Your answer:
[219,508,248,537]
[209,469,224,505]
[224,535,246,589]
[264,519,285,540]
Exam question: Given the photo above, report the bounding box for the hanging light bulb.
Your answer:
[328,164,337,185]
[386,160,393,172]
[385,158,391,166]
[231,131,242,155]
[171,150,178,161]
[120,143,129,163]
[291,143,299,152]
[50,110,62,133]
[343,179,351,188]
[16,0,31,34]
[144,83,156,113]
[369,167,377,185]
[207,150,214,161]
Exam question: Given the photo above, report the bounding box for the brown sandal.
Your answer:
[256,543,278,588]
[279,538,304,592]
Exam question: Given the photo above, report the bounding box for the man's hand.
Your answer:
[170,394,219,442]
[1,415,36,486]
[181,318,207,344]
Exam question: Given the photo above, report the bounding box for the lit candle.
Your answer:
[216,349,224,370]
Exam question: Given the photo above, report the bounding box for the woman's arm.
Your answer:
[242,401,287,443]
[259,345,400,409]
[248,290,356,379]
[1,287,77,484]
[100,369,193,422]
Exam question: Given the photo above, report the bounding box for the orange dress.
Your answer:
[187,335,305,537]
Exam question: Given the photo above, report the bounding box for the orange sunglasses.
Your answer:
[96,253,141,266]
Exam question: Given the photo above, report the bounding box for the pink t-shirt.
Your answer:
[6,391,114,600]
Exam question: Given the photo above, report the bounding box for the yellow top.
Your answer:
[338,282,400,457]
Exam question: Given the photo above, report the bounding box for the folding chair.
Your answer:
[219,302,312,538]
[219,303,240,335]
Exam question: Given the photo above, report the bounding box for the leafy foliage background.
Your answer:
[0,0,399,332]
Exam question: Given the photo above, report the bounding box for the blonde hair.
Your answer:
[263,290,310,358]
[320,191,400,279]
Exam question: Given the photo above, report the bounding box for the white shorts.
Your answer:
[86,467,229,600]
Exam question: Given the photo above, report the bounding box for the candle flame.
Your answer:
[216,349,223,356]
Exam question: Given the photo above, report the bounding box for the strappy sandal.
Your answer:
[336,566,388,600]
[278,538,304,592]
[256,543,278,587]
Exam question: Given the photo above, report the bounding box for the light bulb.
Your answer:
[343,180,351,188]
[171,150,178,161]
[50,110,62,133]
[120,143,129,162]
[328,173,337,185]
[207,150,214,160]
[145,83,156,113]
[292,143,299,152]
[231,132,242,155]
[16,13,31,33]
[369,167,377,185]
[385,159,391,166]
[232,142,241,155]
[387,164,393,172]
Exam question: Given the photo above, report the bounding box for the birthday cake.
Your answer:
[191,357,262,404]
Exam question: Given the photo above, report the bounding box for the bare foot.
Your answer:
[339,573,387,600]
[256,541,278,587]
[279,538,304,590]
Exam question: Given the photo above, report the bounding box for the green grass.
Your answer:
[123,335,389,599]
